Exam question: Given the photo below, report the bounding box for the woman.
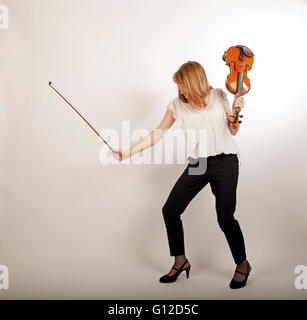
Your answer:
[112,61,251,289]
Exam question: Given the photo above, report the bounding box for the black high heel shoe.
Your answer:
[159,259,191,283]
[229,260,251,289]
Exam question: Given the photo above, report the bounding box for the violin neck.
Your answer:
[237,71,244,97]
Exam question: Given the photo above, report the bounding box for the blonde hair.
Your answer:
[172,61,213,108]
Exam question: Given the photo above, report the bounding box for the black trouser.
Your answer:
[162,153,246,265]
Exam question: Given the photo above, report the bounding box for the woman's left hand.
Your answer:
[232,93,245,113]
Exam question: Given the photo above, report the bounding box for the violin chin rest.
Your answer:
[236,45,254,58]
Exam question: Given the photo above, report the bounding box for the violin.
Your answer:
[222,45,254,129]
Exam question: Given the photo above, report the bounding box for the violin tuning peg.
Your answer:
[239,115,243,118]
[239,121,242,124]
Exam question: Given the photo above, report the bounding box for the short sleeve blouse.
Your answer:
[166,88,241,164]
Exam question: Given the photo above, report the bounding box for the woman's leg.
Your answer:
[162,160,210,274]
[209,154,248,269]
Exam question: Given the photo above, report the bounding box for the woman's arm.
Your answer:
[112,109,176,161]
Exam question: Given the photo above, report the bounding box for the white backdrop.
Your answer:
[1,0,307,299]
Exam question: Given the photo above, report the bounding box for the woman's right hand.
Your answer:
[110,148,131,161]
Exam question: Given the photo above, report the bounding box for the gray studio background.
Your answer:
[1,0,307,299]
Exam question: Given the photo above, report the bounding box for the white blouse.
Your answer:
[166,87,241,165]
